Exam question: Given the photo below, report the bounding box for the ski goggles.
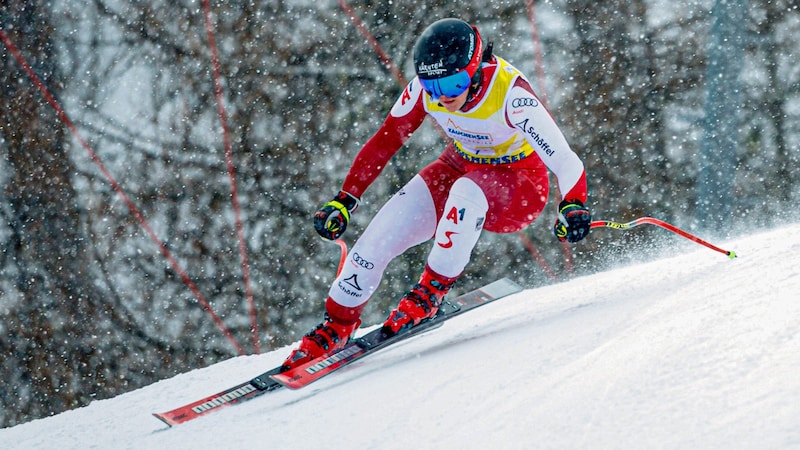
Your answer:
[419,70,472,99]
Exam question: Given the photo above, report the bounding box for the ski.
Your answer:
[152,367,284,426]
[153,278,522,426]
[270,277,522,389]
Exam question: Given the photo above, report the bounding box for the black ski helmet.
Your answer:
[413,18,483,98]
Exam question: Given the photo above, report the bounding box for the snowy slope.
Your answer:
[2,224,799,449]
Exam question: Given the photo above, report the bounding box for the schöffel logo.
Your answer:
[511,97,539,108]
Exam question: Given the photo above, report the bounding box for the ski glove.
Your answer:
[314,191,360,240]
[553,199,592,243]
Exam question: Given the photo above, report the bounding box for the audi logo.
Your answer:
[511,97,539,108]
[352,252,375,270]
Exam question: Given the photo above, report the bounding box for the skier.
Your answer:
[282,18,591,369]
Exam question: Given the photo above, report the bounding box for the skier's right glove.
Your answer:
[313,191,360,240]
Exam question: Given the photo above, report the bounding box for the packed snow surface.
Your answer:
[2,224,799,449]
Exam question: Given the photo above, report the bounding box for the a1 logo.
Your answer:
[446,206,466,224]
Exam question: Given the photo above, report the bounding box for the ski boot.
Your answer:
[382,267,456,335]
[282,313,360,371]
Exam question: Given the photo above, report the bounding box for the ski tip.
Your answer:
[152,412,176,427]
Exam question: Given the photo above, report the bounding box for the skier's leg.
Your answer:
[427,177,489,277]
[325,174,438,322]
[282,175,441,368]
[383,177,489,333]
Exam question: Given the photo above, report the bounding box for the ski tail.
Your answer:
[153,367,283,426]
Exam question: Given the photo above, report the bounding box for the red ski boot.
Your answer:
[382,267,457,335]
[282,313,360,371]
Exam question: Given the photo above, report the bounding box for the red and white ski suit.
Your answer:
[325,55,588,323]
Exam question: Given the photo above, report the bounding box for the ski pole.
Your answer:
[590,217,737,259]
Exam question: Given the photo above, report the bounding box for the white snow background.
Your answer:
[1,223,798,449]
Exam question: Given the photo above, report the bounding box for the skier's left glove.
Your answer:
[313,190,360,240]
[553,199,591,243]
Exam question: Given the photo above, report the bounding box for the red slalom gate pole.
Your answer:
[337,0,407,86]
[590,217,737,259]
[0,27,247,355]
[201,0,260,354]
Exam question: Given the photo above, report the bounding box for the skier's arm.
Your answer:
[341,80,428,198]
[506,78,587,203]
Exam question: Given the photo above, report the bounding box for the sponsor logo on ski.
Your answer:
[191,383,257,413]
[305,346,361,374]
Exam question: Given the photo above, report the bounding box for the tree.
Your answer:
[697,0,747,231]
[1,0,124,427]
